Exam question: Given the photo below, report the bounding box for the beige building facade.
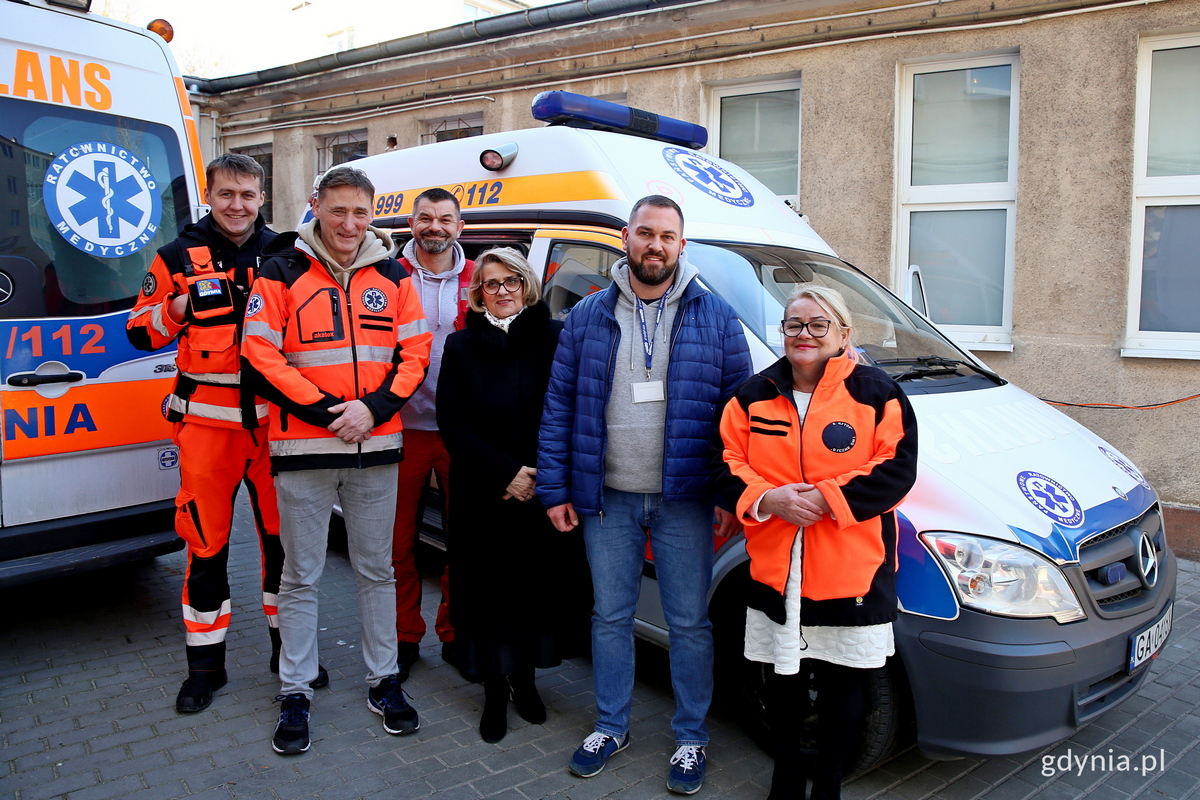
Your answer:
[192,0,1200,509]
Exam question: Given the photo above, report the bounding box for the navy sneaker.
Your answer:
[568,731,629,778]
[367,674,420,735]
[666,745,706,795]
[271,693,311,755]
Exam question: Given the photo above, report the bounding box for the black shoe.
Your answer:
[441,640,483,683]
[509,672,546,725]
[397,641,420,683]
[175,669,228,714]
[367,674,420,735]
[480,676,509,743]
[269,650,329,690]
[272,693,311,755]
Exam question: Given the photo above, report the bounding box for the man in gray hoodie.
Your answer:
[392,188,475,680]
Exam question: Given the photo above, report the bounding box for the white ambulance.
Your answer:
[0,0,202,585]
[349,92,1175,772]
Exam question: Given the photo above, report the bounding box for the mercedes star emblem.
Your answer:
[1136,532,1159,588]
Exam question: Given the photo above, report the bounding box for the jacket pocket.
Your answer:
[296,287,344,344]
[179,324,240,375]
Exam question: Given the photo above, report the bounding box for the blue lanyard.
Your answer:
[635,284,672,379]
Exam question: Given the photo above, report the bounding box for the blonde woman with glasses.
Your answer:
[717,285,919,799]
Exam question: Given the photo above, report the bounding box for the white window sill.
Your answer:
[1120,348,1200,361]
[962,341,1015,353]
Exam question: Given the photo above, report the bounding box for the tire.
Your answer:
[711,566,913,779]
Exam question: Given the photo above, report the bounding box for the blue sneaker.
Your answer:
[271,693,311,755]
[667,745,706,794]
[568,731,629,777]
[367,674,420,735]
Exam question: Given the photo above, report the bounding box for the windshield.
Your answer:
[687,240,973,365]
[0,97,190,319]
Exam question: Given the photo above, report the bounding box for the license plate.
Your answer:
[1128,603,1172,673]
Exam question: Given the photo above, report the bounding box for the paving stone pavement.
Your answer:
[2,494,1198,800]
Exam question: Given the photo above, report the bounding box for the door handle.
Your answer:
[7,371,85,387]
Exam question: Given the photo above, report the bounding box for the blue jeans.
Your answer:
[582,486,714,746]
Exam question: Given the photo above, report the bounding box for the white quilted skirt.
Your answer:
[744,528,893,675]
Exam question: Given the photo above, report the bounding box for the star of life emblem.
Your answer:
[1017,470,1084,528]
[43,141,163,258]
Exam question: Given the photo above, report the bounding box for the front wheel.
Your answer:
[711,568,913,779]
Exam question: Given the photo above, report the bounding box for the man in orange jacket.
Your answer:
[127,154,325,714]
[243,166,432,756]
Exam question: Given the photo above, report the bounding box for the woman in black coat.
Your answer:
[436,246,590,743]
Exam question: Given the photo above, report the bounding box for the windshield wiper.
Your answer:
[873,356,999,382]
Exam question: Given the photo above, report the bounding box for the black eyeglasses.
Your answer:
[780,318,833,338]
[481,276,524,294]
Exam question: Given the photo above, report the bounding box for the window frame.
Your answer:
[231,142,273,225]
[317,129,368,173]
[1123,32,1200,360]
[895,53,1020,351]
[421,115,484,146]
[707,78,802,209]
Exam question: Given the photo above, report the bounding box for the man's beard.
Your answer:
[417,233,452,254]
[628,250,676,287]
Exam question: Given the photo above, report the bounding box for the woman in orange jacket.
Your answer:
[718,285,918,800]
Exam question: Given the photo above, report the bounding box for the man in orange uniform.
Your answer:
[392,188,474,681]
[127,154,325,714]
[242,166,432,755]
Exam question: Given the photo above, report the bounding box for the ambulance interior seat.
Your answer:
[544,255,612,318]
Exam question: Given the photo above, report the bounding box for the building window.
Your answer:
[709,80,801,208]
[318,130,368,173]
[464,3,494,20]
[1124,34,1200,359]
[328,27,355,53]
[231,144,273,224]
[897,55,1019,351]
[6,176,16,194]
[422,116,483,145]
[9,209,19,226]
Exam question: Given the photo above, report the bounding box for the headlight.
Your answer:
[921,532,1086,623]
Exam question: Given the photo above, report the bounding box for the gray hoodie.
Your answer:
[398,238,468,431]
[295,219,394,287]
[603,250,699,494]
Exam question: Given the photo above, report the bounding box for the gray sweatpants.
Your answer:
[275,464,400,698]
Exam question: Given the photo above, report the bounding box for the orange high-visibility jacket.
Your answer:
[718,354,918,627]
[241,233,432,471]
[126,214,277,429]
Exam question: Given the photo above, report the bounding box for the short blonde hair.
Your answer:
[784,284,860,362]
[469,247,541,312]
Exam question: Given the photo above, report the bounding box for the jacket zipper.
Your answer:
[656,293,691,494]
[343,277,363,466]
[597,326,620,524]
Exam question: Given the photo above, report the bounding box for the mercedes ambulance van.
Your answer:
[349,92,1175,772]
[0,0,201,586]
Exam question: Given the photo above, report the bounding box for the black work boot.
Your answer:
[175,669,228,714]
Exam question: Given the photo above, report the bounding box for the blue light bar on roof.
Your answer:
[531,91,708,150]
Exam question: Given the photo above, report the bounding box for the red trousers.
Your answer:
[392,429,453,644]
[174,422,283,672]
